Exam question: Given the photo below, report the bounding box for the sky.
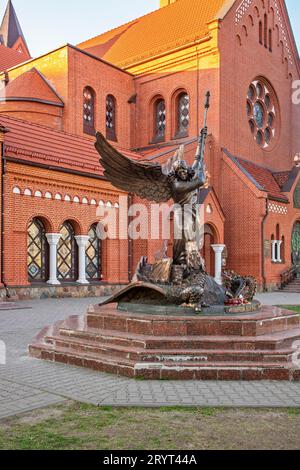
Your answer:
[0,0,299,58]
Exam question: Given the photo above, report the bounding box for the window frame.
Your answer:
[57,222,78,282]
[83,86,96,136]
[27,218,49,283]
[106,94,117,142]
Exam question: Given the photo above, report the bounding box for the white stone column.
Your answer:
[271,240,276,262]
[277,240,283,263]
[46,234,62,285]
[211,244,226,285]
[75,235,90,285]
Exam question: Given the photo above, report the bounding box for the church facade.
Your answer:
[0,0,299,299]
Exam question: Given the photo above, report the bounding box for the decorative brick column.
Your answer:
[46,234,62,285]
[211,244,226,285]
[75,235,90,285]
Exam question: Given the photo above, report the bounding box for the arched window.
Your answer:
[27,218,48,282]
[176,92,190,138]
[57,222,77,281]
[86,224,102,281]
[259,21,263,45]
[153,98,166,142]
[264,14,268,48]
[106,95,117,141]
[292,221,300,265]
[83,86,95,135]
[269,29,272,52]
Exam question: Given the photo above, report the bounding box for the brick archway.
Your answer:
[202,223,218,277]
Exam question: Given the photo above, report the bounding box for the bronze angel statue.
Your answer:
[96,140,208,264]
[95,92,211,273]
[95,93,210,272]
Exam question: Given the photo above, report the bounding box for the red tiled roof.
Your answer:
[0,68,64,105]
[0,43,28,72]
[0,115,141,178]
[272,171,290,189]
[235,157,288,202]
[78,0,233,68]
[138,137,198,162]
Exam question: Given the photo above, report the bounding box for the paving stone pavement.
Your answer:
[0,296,299,419]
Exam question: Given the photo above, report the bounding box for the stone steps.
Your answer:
[86,306,299,337]
[29,343,300,381]
[29,304,300,381]
[281,279,300,292]
[58,326,300,351]
[49,335,296,364]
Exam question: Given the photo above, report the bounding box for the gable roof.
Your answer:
[0,1,29,55]
[0,43,28,72]
[223,148,289,202]
[0,68,64,106]
[0,115,141,179]
[78,0,234,68]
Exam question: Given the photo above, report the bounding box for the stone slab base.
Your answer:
[29,304,300,381]
[0,284,126,301]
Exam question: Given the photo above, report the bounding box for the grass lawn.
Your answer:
[0,402,300,450]
[279,306,300,313]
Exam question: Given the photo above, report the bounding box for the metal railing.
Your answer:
[280,265,299,288]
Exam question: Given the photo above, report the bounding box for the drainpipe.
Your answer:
[261,198,269,292]
[0,130,10,298]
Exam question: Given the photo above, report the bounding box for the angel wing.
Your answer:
[95,132,173,203]
[162,145,185,176]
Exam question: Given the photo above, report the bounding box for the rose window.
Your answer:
[247,80,277,149]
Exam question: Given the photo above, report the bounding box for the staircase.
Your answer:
[29,303,300,381]
[280,265,300,293]
[281,277,300,293]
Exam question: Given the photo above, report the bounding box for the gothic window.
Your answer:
[294,180,300,209]
[57,222,77,281]
[27,219,48,282]
[83,87,95,135]
[292,221,300,265]
[269,29,272,52]
[106,95,117,141]
[176,92,190,138]
[153,98,166,142]
[86,224,102,281]
[264,14,268,48]
[247,79,278,149]
[259,21,263,45]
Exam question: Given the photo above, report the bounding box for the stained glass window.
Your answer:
[83,87,95,135]
[177,93,190,137]
[106,95,117,141]
[254,102,264,128]
[57,222,77,281]
[292,221,300,265]
[28,219,48,282]
[247,79,277,149]
[86,225,102,280]
[154,99,166,141]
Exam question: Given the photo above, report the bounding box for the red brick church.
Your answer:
[0,0,299,299]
